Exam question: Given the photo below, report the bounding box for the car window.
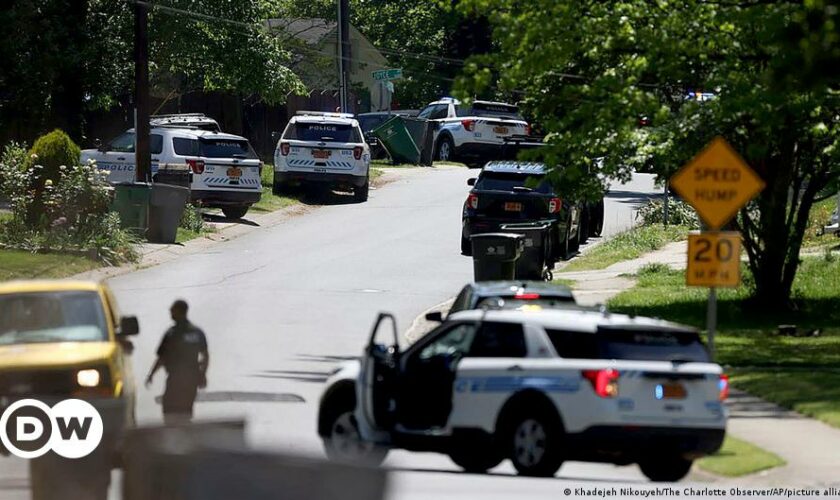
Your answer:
[357,115,386,133]
[417,106,437,119]
[108,132,163,154]
[546,328,710,362]
[0,291,108,345]
[449,287,472,315]
[283,123,361,143]
[198,138,258,159]
[173,137,200,156]
[430,105,450,120]
[418,323,476,360]
[468,322,527,358]
[475,172,553,193]
[545,329,598,359]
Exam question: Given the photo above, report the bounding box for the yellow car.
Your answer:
[0,280,138,460]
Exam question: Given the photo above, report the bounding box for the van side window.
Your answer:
[468,322,527,358]
[545,329,598,359]
[173,137,200,156]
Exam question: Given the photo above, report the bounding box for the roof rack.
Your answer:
[150,113,209,119]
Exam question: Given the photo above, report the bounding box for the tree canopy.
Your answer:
[455,0,840,306]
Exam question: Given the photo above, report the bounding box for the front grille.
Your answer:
[0,370,77,396]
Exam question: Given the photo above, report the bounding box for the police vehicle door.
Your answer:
[360,313,401,431]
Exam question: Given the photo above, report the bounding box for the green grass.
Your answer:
[802,197,839,249]
[697,436,785,477]
[371,159,418,168]
[561,225,688,272]
[609,256,840,428]
[0,249,101,280]
[253,165,303,214]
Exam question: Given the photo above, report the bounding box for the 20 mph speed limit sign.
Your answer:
[687,232,741,287]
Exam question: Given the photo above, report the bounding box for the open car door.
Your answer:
[358,312,401,432]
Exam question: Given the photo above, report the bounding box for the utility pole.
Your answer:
[134,0,151,183]
[337,0,350,113]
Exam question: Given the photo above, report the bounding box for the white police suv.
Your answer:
[418,98,530,166]
[318,307,728,481]
[273,112,371,202]
[81,126,262,219]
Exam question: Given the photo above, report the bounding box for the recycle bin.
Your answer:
[470,233,524,282]
[372,115,421,164]
[110,182,152,234]
[500,222,552,280]
[147,183,190,244]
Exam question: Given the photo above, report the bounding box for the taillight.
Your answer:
[718,374,729,401]
[514,293,540,300]
[461,119,476,132]
[353,146,363,160]
[467,193,479,210]
[548,197,562,214]
[525,124,531,136]
[582,369,620,398]
[280,142,290,156]
[186,159,205,174]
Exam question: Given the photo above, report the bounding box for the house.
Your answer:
[267,18,393,114]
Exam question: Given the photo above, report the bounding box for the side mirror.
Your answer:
[425,311,444,322]
[94,138,105,151]
[467,178,477,186]
[118,316,139,336]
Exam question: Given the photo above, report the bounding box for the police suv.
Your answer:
[81,125,262,219]
[418,98,530,166]
[318,307,728,481]
[273,112,371,202]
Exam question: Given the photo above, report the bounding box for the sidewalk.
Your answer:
[556,241,840,486]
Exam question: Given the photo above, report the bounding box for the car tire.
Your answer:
[222,205,249,220]
[321,390,388,466]
[590,199,605,237]
[436,135,455,162]
[639,456,694,482]
[579,208,590,245]
[354,178,370,203]
[449,447,504,474]
[273,180,290,195]
[506,411,564,477]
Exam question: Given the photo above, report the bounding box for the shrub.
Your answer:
[27,130,80,185]
[637,197,700,228]
[179,203,206,233]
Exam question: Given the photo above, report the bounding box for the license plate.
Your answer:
[494,126,509,135]
[656,382,687,399]
[226,167,242,182]
[312,149,332,159]
[504,202,523,212]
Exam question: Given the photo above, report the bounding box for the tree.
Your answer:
[454,0,840,307]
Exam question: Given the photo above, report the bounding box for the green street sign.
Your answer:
[372,68,403,81]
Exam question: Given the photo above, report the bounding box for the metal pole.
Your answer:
[337,0,350,112]
[134,0,151,183]
[707,287,717,359]
[664,183,670,228]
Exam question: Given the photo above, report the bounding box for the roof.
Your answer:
[291,114,359,126]
[150,114,219,130]
[0,280,102,295]
[447,308,696,334]
[266,18,338,45]
[483,161,546,174]
[468,281,574,299]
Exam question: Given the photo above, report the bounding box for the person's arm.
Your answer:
[198,332,209,388]
[145,358,163,388]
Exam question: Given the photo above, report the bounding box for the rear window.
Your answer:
[284,123,362,143]
[456,102,524,120]
[199,138,257,159]
[475,172,552,194]
[357,116,387,133]
[468,322,527,358]
[546,328,710,362]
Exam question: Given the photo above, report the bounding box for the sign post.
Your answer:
[670,137,765,358]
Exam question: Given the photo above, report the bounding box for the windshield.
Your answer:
[0,291,109,345]
[284,123,361,143]
[475,172,552,193]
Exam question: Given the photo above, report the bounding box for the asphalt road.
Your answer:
[0,167,659,499]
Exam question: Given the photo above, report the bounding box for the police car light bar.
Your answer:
[296,111,355,119]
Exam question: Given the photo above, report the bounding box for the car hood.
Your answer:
[0,342,116,371]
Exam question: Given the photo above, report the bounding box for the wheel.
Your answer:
[590,199,604,237]
[461,235,472,256]
[273,180,291,195]
[639,456,694,482]
[222,205,249,220]
[579,208,590,245]
[569,225,580,254]
[449,447,504,473]
[436,135,455,162]
[506,412,563,477]
[354,178,370,202]
[321,391,387,466]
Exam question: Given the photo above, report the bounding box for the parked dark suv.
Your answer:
[461,161,604,260]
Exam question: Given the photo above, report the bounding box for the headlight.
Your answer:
[76,369,101,387]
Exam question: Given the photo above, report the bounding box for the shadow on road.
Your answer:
[251,370,331,383]
[202,212,261,227]
[153,391,305,404]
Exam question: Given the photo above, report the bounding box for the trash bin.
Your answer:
[402,117,435,166]
[147,183,189,244]
[110,182,152,234]
[153,164,191,188]
[470,233,524,282]
[500,222,552,280]
[372,115,421,164]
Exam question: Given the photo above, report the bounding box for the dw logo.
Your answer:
[0,399,103,459]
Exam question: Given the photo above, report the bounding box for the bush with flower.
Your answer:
[0,136,138,265]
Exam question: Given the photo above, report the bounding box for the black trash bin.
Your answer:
[148,183,190,244]
[500,222,552,280]
[470,233,524,282]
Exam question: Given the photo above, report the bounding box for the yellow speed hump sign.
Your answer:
[686,232,741,288]
[670,137,765,230]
